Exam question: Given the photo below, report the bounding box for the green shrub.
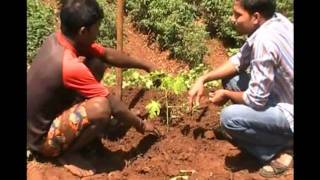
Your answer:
[276,0,294,22]
[102,63,221,90]
[27,0,56,63]
[96,0,116,47]
[200,0,293,47]
[126,0,208,65]
[131,0,196,47]
[200,0,245,47]
[171,23,208,65]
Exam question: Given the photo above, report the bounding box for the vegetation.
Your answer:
[96,0,117,47]
[27,0,56,63]
[200,0,245,47]
[102,64,222,129]
[126,0,208,65]
[28,0,293,65]
[200,0,293,47]
[276,0,294,22]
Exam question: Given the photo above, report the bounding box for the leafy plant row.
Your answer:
[102,64,221,128]
[102,63,220,90]
[200,0,293,47]
[126,0,209,66]
[27,0,56,63]
[126,0,293,49]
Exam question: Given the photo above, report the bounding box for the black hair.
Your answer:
[238,0,276,19]
[60,0,104,37]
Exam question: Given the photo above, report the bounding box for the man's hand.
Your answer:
[142,121,161,136]
[208,89,229,106]
[188,78,205,110]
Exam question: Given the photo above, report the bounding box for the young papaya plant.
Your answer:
[145,100,161,119]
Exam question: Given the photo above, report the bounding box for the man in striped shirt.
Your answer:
[189,0,293,177]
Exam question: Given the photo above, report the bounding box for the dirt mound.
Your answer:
[27,88,293,180]
[123,23,189,74]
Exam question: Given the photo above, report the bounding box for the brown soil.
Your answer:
[122,23,229,73]
[203,39,229,68]
[27,88,293,180]
[123,23,189,74]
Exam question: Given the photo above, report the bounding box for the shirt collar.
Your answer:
[56,31,79,56]
[246,13,279,46]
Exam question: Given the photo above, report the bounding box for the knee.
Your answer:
[220,105,234,130]
[220,104,246,131]
[85,97,111,124]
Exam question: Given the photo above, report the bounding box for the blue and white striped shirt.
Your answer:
[230,13,294,132]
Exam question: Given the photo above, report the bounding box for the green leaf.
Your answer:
[160,75,175,90]
[172,76,187,95]
[145,100,161,119]
[27,0,55,63]
[145,80,153,89]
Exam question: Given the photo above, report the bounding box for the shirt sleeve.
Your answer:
[89,43,106,57]
[229,52,241,72]
[63,55,109,98]
[229,42,252,72]
[243,39,278,109]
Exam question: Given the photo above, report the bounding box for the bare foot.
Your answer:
[58,152,96,177]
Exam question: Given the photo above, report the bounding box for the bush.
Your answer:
[126,0,208,66]
[200,0,293,47]
[27,0,56,63]
[128,0,197,47]
[96,0,117,47]
[102,63,221,90]
[276,0,294,22]
[200,0,245,47]
[171,23,208,65]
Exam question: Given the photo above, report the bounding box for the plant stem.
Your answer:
[167,105,183,108]
[158,96,166,101]
[166,90,169,132]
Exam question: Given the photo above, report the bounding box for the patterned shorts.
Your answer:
[40,102,90,157]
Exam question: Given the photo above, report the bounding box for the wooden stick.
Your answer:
[116,0,124,99]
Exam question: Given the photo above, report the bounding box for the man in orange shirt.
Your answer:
[27,0,159,176]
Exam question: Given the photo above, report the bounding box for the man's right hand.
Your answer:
[188,78,205,110]
[142,121,161,137]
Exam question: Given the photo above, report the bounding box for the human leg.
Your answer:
[40,97,111,177]
[220,104,293,163]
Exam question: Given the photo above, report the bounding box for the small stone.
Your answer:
[188,147,194,152]
[204,130,215,139]
[167,168,179,177]
[108,171,122,179]
[138,166,151,174]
